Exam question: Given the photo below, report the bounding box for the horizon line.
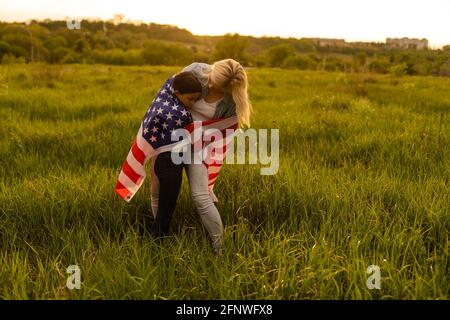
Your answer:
[0,15,448,49]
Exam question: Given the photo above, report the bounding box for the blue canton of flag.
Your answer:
[142,76,193,149]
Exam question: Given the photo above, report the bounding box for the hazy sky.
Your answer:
[1,0,449,48]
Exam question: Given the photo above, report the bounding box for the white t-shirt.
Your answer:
[190,98,222,121]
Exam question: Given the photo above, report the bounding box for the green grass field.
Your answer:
[0,63,448,299]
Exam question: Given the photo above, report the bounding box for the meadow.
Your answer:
[0,63,448,299]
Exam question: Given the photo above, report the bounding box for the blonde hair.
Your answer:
[210,59,252,127]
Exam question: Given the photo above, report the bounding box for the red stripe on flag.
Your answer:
[131,141,145,165]
[122,160,141,184]
[185,123,195,132]
[201,118,222,126]
[208,163,222,167]
[115,180,130,199]
[209,172,219,180]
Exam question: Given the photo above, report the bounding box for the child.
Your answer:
[149,71,202,237]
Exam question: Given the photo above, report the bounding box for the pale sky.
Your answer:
[0,0,449,48]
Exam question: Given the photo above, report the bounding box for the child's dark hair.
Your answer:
[173,71,202,94]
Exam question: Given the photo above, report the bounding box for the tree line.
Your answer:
[1,19,449,76]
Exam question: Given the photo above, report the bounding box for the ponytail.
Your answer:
[211,59,253,127]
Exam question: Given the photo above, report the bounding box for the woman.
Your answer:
[150,58,252,254]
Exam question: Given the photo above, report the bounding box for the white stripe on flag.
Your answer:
[208,166,222,174]
[136,124,154,157]
[118,170,141,193]
[126,152,147,177]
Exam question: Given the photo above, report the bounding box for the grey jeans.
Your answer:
[150,158,223,251]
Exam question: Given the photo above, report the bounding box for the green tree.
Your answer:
[212,33,249,64]
[0,41,11,60]
[284,54,315,70]
[266,43,296,67]
[295,39,316,52]
[390,63,408,77]
[142,40,192,65]
[368,58,390,74]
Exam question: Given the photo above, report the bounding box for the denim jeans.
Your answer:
[150,153,224,251]
[185,162,223,252]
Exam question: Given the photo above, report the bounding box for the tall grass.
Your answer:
[0,64,448,299]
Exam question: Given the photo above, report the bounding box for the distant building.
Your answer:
[309,38,346,47]
[386,37,428,50]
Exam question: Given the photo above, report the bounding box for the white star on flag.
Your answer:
[156,108,163,114]
[151,126,158,133]
[153,117,160,124]
[166,112,173,120]
[175,119,183,126]
[150,136,157,142]
[163,100,170,107]
[181,110,188,116]
[162,122,168,129]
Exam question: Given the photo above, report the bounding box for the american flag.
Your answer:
[115,75,238,203]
